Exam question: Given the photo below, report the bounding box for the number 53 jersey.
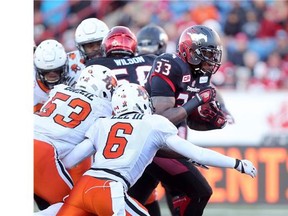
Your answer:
[34,84,112,158]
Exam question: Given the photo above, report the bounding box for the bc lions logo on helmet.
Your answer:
[187,33,208,43]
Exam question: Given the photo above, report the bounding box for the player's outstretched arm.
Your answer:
[62,138,95,169]
[165,134,257,178]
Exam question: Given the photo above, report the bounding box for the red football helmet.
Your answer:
[101,26,137,57]
[178,25,222,75]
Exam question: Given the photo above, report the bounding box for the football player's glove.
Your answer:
[183,86,216,115]
[234,159,257,178]
[197,101,227,129]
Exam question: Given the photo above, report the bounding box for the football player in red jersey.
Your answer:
[144,25,228,216]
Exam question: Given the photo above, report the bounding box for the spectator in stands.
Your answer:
[189,2,219,25]
[249,51,288,90]
[275,30,288,60]
[241,9,260,39]
[223,1,246,36]
[256,7,282,38]
[227,32,248,66]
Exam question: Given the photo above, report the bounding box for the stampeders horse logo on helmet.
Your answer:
[187,32,208,44]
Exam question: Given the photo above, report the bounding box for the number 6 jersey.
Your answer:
[83,113,178,190]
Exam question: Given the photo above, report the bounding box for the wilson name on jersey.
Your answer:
[86,54,156,86]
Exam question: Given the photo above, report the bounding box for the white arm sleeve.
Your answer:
[166,134,236,168]
[62,138,95,169]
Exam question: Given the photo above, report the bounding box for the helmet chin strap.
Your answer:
[200,69,212,75]
[191,62,214,76]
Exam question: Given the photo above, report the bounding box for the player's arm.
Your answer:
[165,134,257,178]
[152,96,187,125]
[151,76,215,126]
[62,138,95,169]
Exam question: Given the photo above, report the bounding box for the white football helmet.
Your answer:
[75,18,109,60]
[75,65,118,101]
[34,39,68,89]
[112,83,154,116]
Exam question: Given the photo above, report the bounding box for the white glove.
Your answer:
[234,159,257,178]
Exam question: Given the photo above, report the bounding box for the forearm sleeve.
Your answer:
[166,135,236,168]
[62,138,95,169]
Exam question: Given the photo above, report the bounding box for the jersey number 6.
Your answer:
[103,122,133,159]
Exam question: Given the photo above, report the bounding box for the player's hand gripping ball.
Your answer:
[187,101,227,130]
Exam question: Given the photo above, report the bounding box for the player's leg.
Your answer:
[147,157,212,216]
[144,188,161,216]
[57,175,149,216]
[34,139,73,205]
[128,168,161,215]
[57,175,112,215]
[124,193,150,216]
[67,156,92,184]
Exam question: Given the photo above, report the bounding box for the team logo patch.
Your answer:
[182,75,191,82]
[199,76,209,84]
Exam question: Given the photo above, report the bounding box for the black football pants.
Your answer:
[128,157,212,216]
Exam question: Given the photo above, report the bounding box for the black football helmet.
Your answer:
[177,25,222,75]
[136,24,168,55]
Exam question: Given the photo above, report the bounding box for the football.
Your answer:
[186,103,210,130]
[186,101,227,130]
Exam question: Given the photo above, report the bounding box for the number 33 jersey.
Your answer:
[145,53,212,107]
[34,84,112,158]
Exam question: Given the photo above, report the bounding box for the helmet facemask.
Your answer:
[36,64,68,89]
[192,46,222,75]
[77,40,103,60]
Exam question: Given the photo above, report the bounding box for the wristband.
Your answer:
[234,158,240,169]
[182,94,202,115]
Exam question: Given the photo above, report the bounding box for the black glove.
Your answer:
[183,86,216,115]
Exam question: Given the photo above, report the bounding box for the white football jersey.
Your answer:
[66,50,86,87]
[84,113,178,188]
[34,84,112,158]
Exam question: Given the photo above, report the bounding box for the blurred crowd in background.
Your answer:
[34,0,288,91]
